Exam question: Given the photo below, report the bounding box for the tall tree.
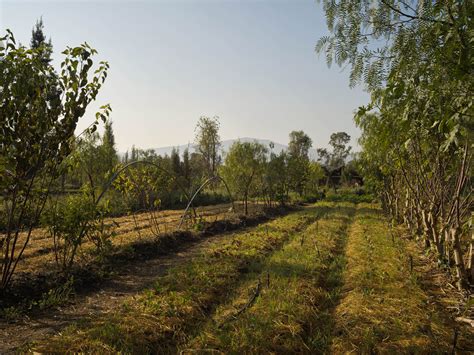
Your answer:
[130,145,138,162]
[264,151,289,205]
[170,148,182,178]
[288,130,312,159]
[317,132,351,171]
[220,141,267,215]
[287,130,312,196]
[195,116,221,177]
[182,148,192,188]
[317,132,351,190]
[30,17,53,64]
[101,121,118,174]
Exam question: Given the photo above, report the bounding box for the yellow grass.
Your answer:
[330,203,453,353]
[5,202,263,275]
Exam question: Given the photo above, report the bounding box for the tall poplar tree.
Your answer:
[101,121,118,174]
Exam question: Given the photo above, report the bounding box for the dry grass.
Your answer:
[30,206,317,353]
[6,202,263,275]
[182,201,356,353]
[12,201,470,353]
[330,203,455,354]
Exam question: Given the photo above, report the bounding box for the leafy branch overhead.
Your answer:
[318,0,473,288]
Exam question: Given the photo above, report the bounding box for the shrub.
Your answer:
[42,193,113,273]
[324,188,374,204]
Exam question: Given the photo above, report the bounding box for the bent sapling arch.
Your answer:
[178,175,235,230]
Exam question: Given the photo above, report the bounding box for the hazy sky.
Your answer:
[1,0,369,152]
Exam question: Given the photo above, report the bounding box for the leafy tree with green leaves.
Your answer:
[263,150,289,206]
[220,141,267,215]
[305,161,326,196]
[317,132,352,190]
[72,131,103,196]
[182,148,192,188]
[195,116,221,177]
[288,130,312,159]
[170,148,182,179]
[113,161,172,212]
[318,0,473,288]
[42,191,111,274]
[67,121,118,199]
[317,132,351,172]
[189,151,207,185]
[0,29,110,291]
[287,130,312,196]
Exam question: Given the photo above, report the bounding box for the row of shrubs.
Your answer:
[297,187,375,204]
[96,189,232,217]
[2,186,374,277]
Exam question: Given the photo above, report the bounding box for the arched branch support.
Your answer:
[178,175,235,230]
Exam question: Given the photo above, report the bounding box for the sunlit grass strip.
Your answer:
[12,202,262,270]
[330,203,452,353]
[181,202,355,353]
[31,207,317,353]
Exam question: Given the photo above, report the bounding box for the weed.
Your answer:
[34,276,75,310]
[0,305,23,321]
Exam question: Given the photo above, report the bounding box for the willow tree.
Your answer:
[220,141,267,215]
[318,1,473,288]
[0,30,110,291]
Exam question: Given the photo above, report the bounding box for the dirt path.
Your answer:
[0,230,240,354]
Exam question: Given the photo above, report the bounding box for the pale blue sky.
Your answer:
[1,0,369,152]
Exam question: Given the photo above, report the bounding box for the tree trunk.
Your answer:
[450,227,467,290]
[61,173,66,193]
[468,221,474,284]
[421,209,432,249]
[244,193,248,216]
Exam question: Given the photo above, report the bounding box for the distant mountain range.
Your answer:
[122,137,319,160]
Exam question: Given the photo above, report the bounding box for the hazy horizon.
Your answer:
[0,0,369,152]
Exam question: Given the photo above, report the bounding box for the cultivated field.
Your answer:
[2,2,472,353]
[4,202,264,275]
[2,201,471,353]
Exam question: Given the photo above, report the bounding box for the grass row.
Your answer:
[1,203,270,312]
[181,202,356,353]
[30,206,319,353]
[330,203,454,353]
